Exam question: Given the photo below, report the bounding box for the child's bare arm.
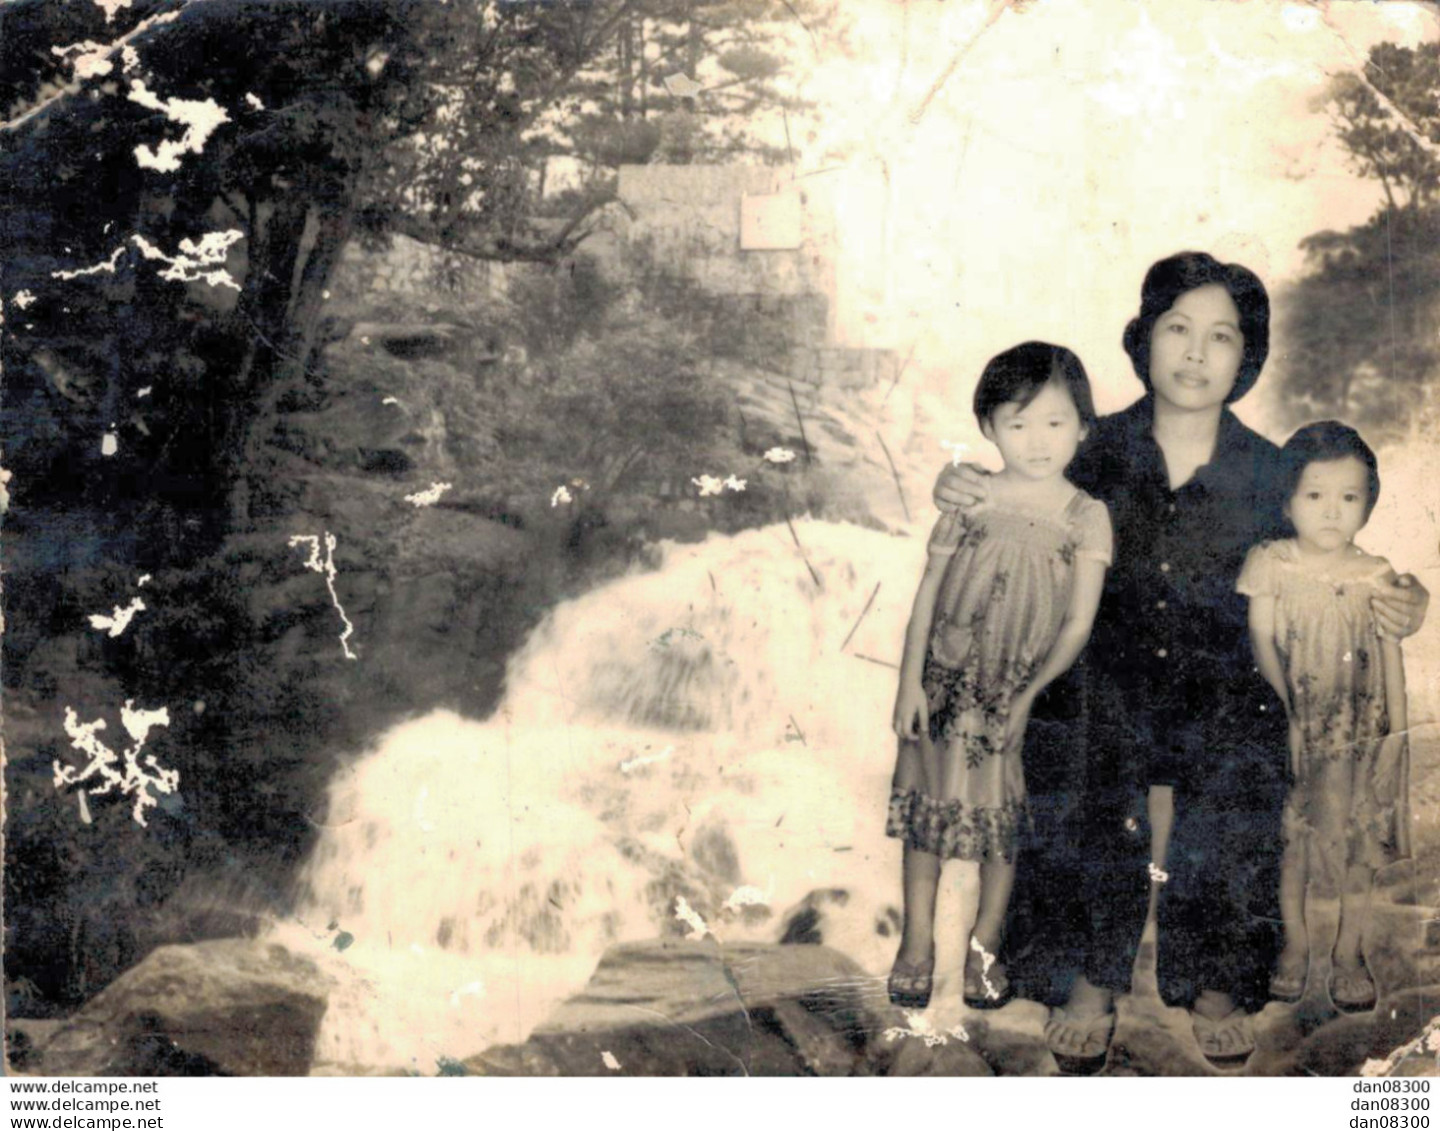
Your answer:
[1382,635,1408,740]
[1247,595,1290,713]
[1376,635,1409,808]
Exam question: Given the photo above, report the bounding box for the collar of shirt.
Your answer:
[1105,395,1258,498]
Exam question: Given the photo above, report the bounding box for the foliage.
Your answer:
[1325,42,1440,215]
[362,0,828,263]
[1276,42,1440,438]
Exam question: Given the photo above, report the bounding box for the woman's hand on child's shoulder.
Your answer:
[934,462,990,513]
[893,681,929,742]
[1372,572,1429,641]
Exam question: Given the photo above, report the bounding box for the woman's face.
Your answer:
[1147,283,1245,413]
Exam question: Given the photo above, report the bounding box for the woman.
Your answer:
[933,252,1429,1071]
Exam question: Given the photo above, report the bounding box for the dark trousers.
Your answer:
[1004,668,1288,1013]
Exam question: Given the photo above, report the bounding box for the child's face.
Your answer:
[1286,456,1370,554]
[982,379,1087,481]
[1148,283,1245,413]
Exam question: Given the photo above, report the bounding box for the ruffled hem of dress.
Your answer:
[885,787,1023,862]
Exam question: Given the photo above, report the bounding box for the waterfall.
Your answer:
[277,519,927,1073]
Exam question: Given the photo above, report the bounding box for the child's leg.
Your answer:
[1333,863,1375,968]
[1144,785,1174,938]
[1277,838,1309,966]
[971,857,1016,956]
[898,844,942,964]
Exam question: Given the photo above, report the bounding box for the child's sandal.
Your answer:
[887,956,935,1011]
[1330,959,1377,1013]
[1269,953,1309,1003]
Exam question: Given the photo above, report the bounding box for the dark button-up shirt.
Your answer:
[1065,395,1289,788]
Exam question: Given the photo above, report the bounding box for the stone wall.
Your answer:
[606,164,896,392]
[328,234,507,313]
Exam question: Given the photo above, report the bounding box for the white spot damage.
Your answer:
[127,79,230,173]
[137,387,152,398]
[244,92,265,111]
[52,41,117,81]
[692,474,747,497]
[601,1051,622,1071]
[55,701,177,827]
[1147,862,1169,884]
[51,245,126,281]
[381,396,401,407]
[133,229,243,290]
[88,596,146,637]
[941,440,971,466]
[722,883,772,912]
[619,746,673,774]
[94,0,134,22]
[762,447,797,464]
[100,432,118,456]
[289,532,358,660]
[137,574,151,586]
[662,73,703,98]
[969,936,1002,1002]
[674,896,711,941]
[403,481,452,508]
[122,46,141,74]
[13,290,36,310]
[550,485,573,507]
[884,1013,970,1047]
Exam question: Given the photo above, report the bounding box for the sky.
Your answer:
[779,0,1439,419]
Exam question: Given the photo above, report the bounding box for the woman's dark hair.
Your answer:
[1278,420,1381,518]
[972,341,1096,431]
[1122,251,1270,402]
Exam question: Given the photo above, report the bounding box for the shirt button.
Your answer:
[1156,648,1168,658]
[1159,562,1171,573]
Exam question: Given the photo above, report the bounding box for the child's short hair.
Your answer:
[972,341,1096,431]
[1279,420,1381,518]
[1121,251,1271,403]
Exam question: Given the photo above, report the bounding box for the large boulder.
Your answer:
[34,940,330,1076]
[463,939,894,1076]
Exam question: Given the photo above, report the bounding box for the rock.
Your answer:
[36,940,331,1076]
[463,938,890,1076]
[886,1033,993,1077]
[1286,985,1440,1078]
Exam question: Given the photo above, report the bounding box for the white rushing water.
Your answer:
[276,519,942,1073]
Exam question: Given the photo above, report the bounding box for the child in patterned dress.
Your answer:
[1238,421,1410,1012]
[887,342,1112,1011]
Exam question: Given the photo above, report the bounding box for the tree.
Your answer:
[1275,42,1440,437]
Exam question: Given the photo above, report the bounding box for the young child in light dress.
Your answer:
[887,342,1112,1011]
[1238,421,1409,1012]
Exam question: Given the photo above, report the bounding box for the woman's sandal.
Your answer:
[1269,952,1309,1004]
[962,952,1014,1010]
[1044,1007,1115,1076]
[1330,960,1377,1013]
[887,956,935,1011]
[1192,1008,1256,1068]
